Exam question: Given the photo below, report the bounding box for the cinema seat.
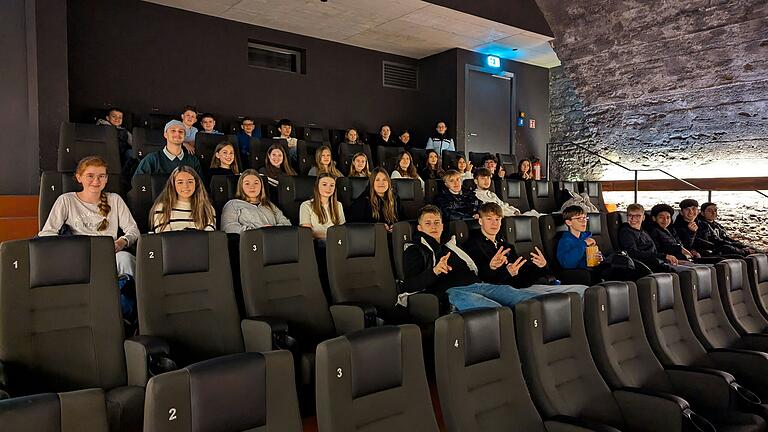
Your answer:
[424,179,440,204]
[0,389,110,432]
[717,259,768,336]
[276,175,316,225]
[580,182,608,213]
[584,281,764,430]
[409,148,428,171]
[132,127,166,160]
[127,174,169,233]
[58,122,121,174]
[298,139,323,175]
[336,176,368,210]
[557,181,581,207]
[376,145,404,172]
[538,213,592,285]
[504,215,543,257]
[468,151,491,168]
[208,174,239,228]
[441,150,464,171]
[494,179,531,213]
[315,325,438,432]
[497,153,517,175]
[435,308,607,432]
[194,133,242,174]
[606,211,627,251]
[0,236,143,432]
[249,138,289,171]
[746,254,768,318]
[528,180,559,213]
[338,142,373,174]
[143,352,301,432]
[515,293,715,432]
[391,178,425,220]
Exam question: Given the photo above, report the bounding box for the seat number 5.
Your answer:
[168,408,177,421]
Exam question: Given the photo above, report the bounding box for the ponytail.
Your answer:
[96,191,111,231]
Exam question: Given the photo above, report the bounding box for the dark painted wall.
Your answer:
[425,0,553,37]
[67,0,422,158]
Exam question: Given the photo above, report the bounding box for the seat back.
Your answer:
[716,259,768,335]
[538,213,568,273]
[208,175,239,228]
[746,254,768,318]
[409,148,428,171]
[326,224,400,320]
[527,181,558,213]
[435,308,547,432]
[636,273,711,367]
[448,219,478,247]
[298,126,328,143]
[584,282,672,392]
[194,134,242,175]
[556,181,580,207]
[298,140,322,175]
[424,179,440,204]
[139,113,175,130]
[588,212,613,255]
[58,123,121,174]
[515,293,623,425]
[132,127,166,160]
[606,211,627,251]
[496,153,517,174]
[315,325,438,432]
[38,171,123,230]
[468,151,491,169]
[441,150,464,171]
[580,181,607,212]
[136,231,244,365]
[494,179,531,213]
[240,227,335,345]
[338,143,372,174]
[504,216,543,257]
[0,389,110,432]
[276,176,316,225]
[144,351,301,432]
[391,178,425,221]
[391,221,417,281]
[0,236,126,393]
[335,177,369,210]
[376,145,404,172]
[250,138,288,171]
[677,265,742,350]
[128,174,170,233]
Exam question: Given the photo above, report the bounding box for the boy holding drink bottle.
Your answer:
[557,205,602,269]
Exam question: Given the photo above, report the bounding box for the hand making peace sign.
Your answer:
[489,246,510,270]
[530,246,547,268]
[433,252,453,275]
[506,256,527,277]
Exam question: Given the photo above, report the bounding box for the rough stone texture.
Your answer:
[538,0,768,181]
[606,191,768,251]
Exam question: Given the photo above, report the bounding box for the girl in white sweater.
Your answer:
[150,166,216,232]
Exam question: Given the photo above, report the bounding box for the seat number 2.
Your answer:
[168,408,177,421]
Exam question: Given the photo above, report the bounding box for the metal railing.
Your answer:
[546,140,768,202]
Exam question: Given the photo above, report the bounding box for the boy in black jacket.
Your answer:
[401,205,540,311]
[619,203,677,272]
[462,202,587,295]
[433,170,480,221]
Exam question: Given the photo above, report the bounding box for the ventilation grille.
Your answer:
[383,61,418,90]
[248,40,306,74]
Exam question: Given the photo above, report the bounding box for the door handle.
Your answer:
[468,133,478,137]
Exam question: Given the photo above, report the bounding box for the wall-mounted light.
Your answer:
[487,55,501,68]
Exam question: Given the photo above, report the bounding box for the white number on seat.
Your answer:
[601,304,605,312]
[141,186,147,192]
[219,187,224,192]
[149,251,155,259]
[65,147,70,153]
[252,245,257,252]
[533,319,538,328]
[336,368,343,378]
[12,260,18,269]
[51,185,55,191]
[454,339,459,348]
[168,408,177,421]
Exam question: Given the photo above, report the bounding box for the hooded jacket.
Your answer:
[402,232,481,296]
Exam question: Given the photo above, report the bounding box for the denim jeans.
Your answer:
[446,283,540,311]
[525,284,589,297]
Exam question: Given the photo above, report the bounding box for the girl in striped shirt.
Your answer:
[150,166,216,232]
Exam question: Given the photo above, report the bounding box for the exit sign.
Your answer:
[487,56,501,68]
[529,119,536,129]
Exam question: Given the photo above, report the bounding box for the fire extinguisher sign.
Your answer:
[529,119,536,129]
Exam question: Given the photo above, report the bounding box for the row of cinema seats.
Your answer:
[4,230,768,431]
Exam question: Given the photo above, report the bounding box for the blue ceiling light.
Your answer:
[487,55,501,68]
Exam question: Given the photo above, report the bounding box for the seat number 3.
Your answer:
[336,368,343,378]
[168,408,177,421]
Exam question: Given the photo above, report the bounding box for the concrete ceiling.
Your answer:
[143,0,560,68]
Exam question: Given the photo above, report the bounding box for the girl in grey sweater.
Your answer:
[221,169,291,233]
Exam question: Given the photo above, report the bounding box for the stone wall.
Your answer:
[538,0,768,181]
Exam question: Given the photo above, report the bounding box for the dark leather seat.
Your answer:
[0,389,110,432]
[580,182,607,213]
[585,281,765,430]
[441,150,464,171]
[391,178,425,221]
[376,145,404,172]
[276,175,316,225]
[336,176,368,210]
[127,173,169,233]
[0,236,144,432]
[528,180,558,213]
[58,122,121,174]
[717,259,768,336]
[143,352,301,432]
[132,127,165,160]
[315,325,439,432]
[747,254,768,318]
[494,179,531,213]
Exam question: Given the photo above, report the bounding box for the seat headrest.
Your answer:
[536,181,550,197]
[30,236,91,288]
[260,227,300,266]
[460,308,502,366]
[290,177,316,202]
[587,214,602,235]
[513,217,533,242]
[724,260,744,291]
[505,180,522,198]
[161,231,210,275]
[393,180,416,200]
[344,224,377,258]
[188,352,266,430]
[692,266,713,300]
[602,282,630,324]
[755,255,768,284]
[350,178,368,198]
[541,294,572,343]
[347,326,403,398]
[653,273,676,311]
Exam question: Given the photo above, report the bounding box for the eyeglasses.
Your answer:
[83,174,108,182]
[569,216,588,221]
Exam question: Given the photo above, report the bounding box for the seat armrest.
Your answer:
[407,292,440,323]
[664,365,734,410]
[707,349,768,402]
[614,387,715,432]
[124,336,173,386]
[0,361,8,399]
[738,333,768,352]
[544,415,621,432]
[556,269,593,285]
[330,303,381,335]
[241,316,290,353]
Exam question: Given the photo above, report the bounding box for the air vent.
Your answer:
[383,61,418,90]
[248,40,306,75]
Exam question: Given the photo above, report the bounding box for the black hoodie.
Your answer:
[402,232,480,295]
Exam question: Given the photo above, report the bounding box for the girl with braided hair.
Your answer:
[39,155,140,278]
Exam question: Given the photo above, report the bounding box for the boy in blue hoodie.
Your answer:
[557,205,595,269]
